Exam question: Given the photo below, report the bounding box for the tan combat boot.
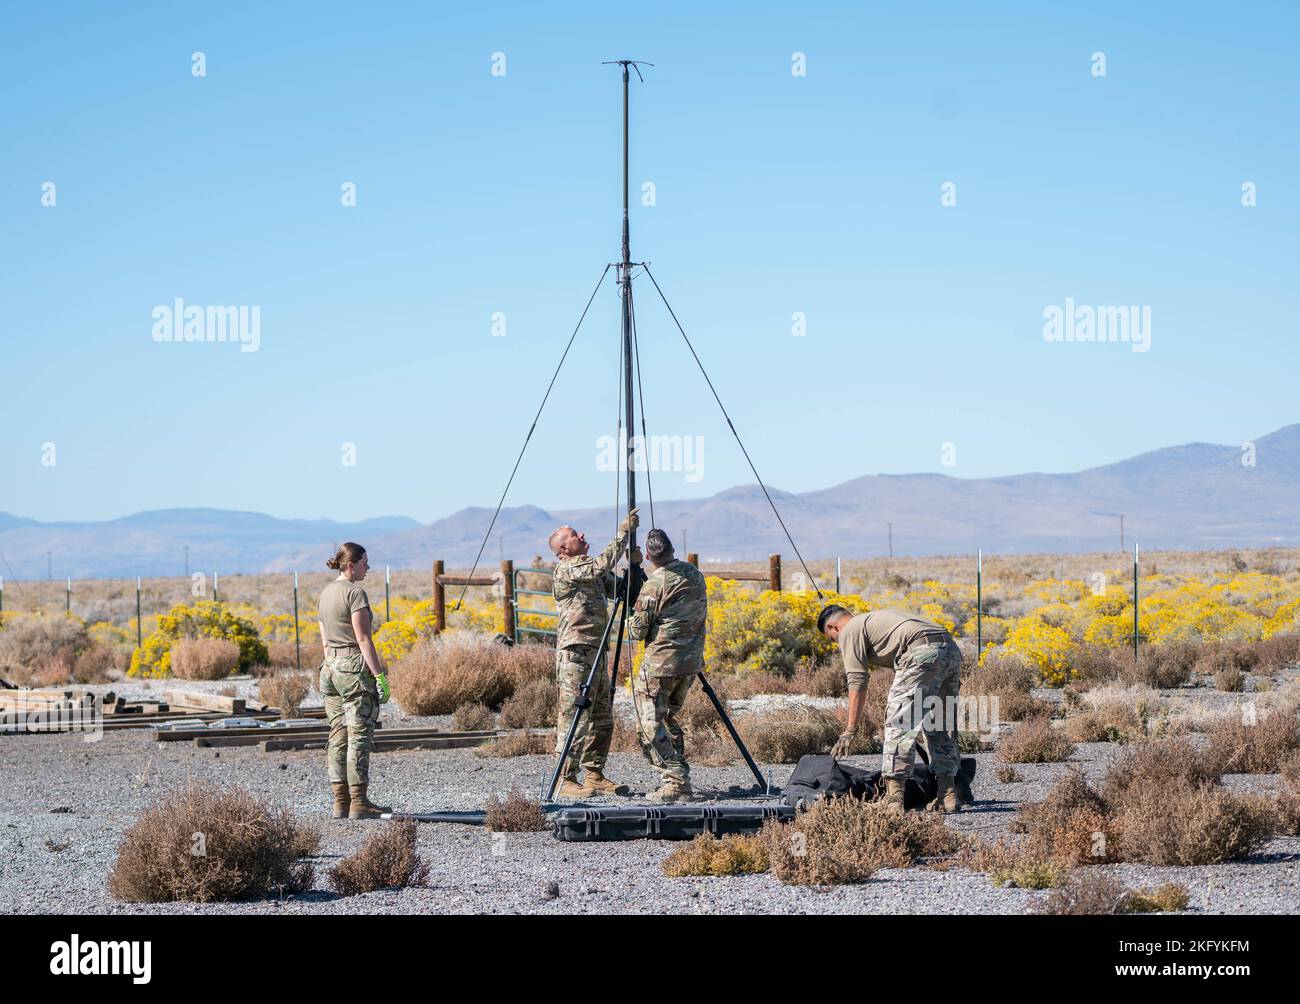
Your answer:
[647,781,693,803]
[927,776,961,814]
[556,774,586,798]
[581,770,630,796]
[880,777,907,815]
[331,782,350,819]
[347,784,390,819]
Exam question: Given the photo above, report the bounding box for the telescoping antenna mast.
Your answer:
[453,63,828,803]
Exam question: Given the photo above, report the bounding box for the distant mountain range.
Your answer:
[3,425,1297,579]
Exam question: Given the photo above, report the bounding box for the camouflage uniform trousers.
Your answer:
[632,668,695,787]
[554,645,613,777]
[881,639,962,781]
[319,650,381,786]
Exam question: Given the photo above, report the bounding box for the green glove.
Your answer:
[375,672,391,704]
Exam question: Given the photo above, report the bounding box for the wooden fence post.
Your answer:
[501,559,515,641]
[769,554,782,592]
[432,559,445,635]
[686,552,699,567]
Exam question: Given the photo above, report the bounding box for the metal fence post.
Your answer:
[293,571,301,671]
[135,577,143,650]
[1132,543,1140,660]
[976,548,983,657]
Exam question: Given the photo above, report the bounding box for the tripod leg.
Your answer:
[697,672,767,791]
[544,592,626,801]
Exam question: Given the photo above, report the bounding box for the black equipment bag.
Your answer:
[552,804,794,842]
[783,753,977,811]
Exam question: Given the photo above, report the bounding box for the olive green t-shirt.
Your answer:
[838,608,949,693]
[319,577,371,649]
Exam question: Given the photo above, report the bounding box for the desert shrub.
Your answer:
[996,764,1021,783]
[484,788,549,831]
[1275,752,1300,835]
[990,857,1070,889]
[169,637,241,680]
[998,717,1075,764]
[1121,640,1198,689]
[1063,713,1110,744]
[1195,640,1260,676]
[1214,668,1246,692]
[1104,736,1220,793]
[72,642,118,683]
[674,684,736,766]
[1068,643,1126,686]
[1254,634,1300,673]
[1201,710,1300,774]
[760,797,957,886]
[1096,738,1272,864]
[327,819,430,896]
[1127,882,1191,913]
[0,613,117,686]
[1013,768,1111,865]
[107,784,317,902]
[1064,685,1167,744]
[963,650,1050,722]
[257,671,312,716]
[1033,873,1187,915]
[713,670,797,700]
[452,701,497,731]
[1107,780,1274,865]
[737,705,846,763]
[661,833,768,877]
[260,639,319,669]
[959,836,1068,888]
[499,678,557,729]
[794,660,848,698]
[129,601,267,678]
[475,731,549,758]
[390,635,545,715]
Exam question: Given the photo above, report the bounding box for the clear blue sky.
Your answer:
[2,1,1296,524]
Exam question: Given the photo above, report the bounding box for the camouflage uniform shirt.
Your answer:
[552,527,630,650]
[628,559,707,677]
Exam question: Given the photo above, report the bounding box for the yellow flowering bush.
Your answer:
[1002,616,1075,686]
[703,579,868,676]
[373,597,505,664]
[128,601,267,678]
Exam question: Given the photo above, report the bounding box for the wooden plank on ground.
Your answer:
[163,691,246,715]
[189,726,496,749]
[260,734,503,753]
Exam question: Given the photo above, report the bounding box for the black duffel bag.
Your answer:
[783,752,977,811]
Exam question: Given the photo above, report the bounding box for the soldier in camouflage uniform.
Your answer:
[547,507,640,797]
[627,529,707,803]
[818,604,964,814]
[317,542,392,819]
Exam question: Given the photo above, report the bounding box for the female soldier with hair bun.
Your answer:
[317,542,392,819]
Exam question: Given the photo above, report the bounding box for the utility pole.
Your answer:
[887,523,894,558]
[47,551,52,580]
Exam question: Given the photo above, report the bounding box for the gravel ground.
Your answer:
[3,678,1299,915]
